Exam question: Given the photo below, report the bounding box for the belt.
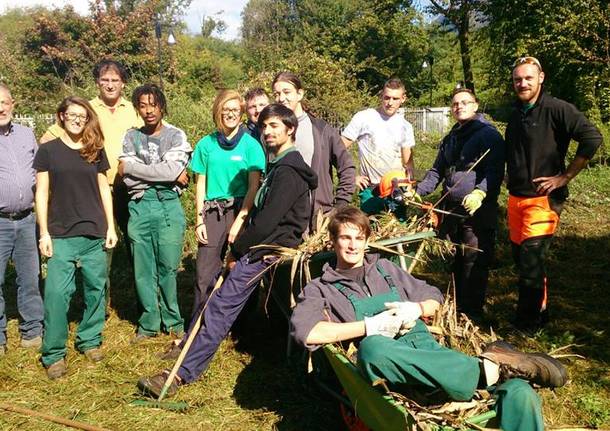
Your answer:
[0,208,32,220]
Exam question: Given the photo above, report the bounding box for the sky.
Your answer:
[0,0,248,40]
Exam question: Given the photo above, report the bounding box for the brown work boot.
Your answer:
[46,359,67,380]
[157,341,182,361]
[83,348,104,363]
[481,340,568,388]
[137,370,181,398]
[21,335,42,349]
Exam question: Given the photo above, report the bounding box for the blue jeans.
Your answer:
[0,213,43,345]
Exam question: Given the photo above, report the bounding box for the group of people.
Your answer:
[0,55,601,430]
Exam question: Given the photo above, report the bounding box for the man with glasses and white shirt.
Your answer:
[416,88,505,320]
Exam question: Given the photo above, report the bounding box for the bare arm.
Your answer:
[35,171,52,257]
[195,174,207,244]
[341,136,354,148]
[305,320,366,345]
[97,173,117,249]
[228,170,261,243]
[401,146,414,180]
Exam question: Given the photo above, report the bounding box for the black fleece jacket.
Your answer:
[505,91,602,200]
[231,149,318,261]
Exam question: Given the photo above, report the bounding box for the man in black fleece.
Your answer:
[137,104,317,397]
[506,57,602,330]
[417,88,505,318]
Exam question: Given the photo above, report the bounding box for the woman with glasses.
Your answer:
[34,96,117,379]
[189,89,266,315]
[416,88,505,320]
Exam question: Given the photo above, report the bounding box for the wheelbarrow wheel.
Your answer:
[339,392,369,431]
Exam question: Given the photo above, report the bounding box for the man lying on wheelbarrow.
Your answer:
[290,206,567,431]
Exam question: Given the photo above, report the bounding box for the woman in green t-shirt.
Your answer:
[189,89,266,314]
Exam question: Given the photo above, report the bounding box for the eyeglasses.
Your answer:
[451,100,476,109]
[64,112,88,121]
[98,78,122,85]
[512,56,542,71]
[221,108,241,116]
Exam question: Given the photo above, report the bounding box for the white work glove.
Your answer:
[363,309,403,338]
[384,301,422,325]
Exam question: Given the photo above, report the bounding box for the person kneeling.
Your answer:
[137,103,317,397]
[290,206,568,431]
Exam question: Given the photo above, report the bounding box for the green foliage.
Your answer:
[241,0,430,102]
[5,1,180,111]
[244,49,375,126]
[481,0,610,115]
[575,389,610,428]
[172,35,244,100]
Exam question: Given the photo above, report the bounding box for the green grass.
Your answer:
[1,134,609,430]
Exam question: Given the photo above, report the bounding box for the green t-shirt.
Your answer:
[190,132,266,200]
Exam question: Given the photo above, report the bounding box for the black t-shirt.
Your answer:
[33,138,110,238]
[336,265,366,288]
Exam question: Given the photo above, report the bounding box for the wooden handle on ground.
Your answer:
[158,271,226,401]
[0,403,111,431]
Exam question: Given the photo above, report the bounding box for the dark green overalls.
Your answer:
[333,264,544,431]
[128,186,185,336]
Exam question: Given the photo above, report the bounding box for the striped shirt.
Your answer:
[0,123,37,213]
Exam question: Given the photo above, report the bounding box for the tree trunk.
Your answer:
[458,6,475,92]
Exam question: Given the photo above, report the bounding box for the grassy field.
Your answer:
[1,135,609,430]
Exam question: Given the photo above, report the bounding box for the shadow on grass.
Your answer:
[230,304,344,431]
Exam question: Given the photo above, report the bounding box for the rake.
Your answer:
[131,269,227,411]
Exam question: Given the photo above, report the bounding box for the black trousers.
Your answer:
[440,204,496,316]
[511,237,552,326]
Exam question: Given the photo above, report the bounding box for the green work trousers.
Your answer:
[357,321,543,431]
[128,189,185,336]
[357,320,480,401]
[494,378,544,431]
[41,237,107,366]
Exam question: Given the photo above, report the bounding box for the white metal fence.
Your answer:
[14,110,453,136]
[12,114,55,131]
[402,107,452,135]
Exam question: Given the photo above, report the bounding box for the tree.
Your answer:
[241,0,430,98]
[201,14,226,38]
[13,0,175,110]
[482,0,610,120]
[427,0,479,92]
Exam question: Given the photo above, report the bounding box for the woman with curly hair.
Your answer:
[34,96,117,379]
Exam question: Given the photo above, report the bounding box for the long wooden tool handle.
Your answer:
[0,403,111,431]
[158,270,226,401]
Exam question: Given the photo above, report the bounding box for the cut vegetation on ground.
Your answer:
[1,138,609,430]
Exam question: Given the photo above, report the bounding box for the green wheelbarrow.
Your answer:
[322,344,497,431]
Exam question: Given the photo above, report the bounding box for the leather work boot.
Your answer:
[481,340,568,388]
[157,341,182,361]
[137,370,180,398]
[46,359,67,380]
[84,348,104,363]
[21,335,43,349]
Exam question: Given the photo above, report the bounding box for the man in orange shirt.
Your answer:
[41,60,142,261]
